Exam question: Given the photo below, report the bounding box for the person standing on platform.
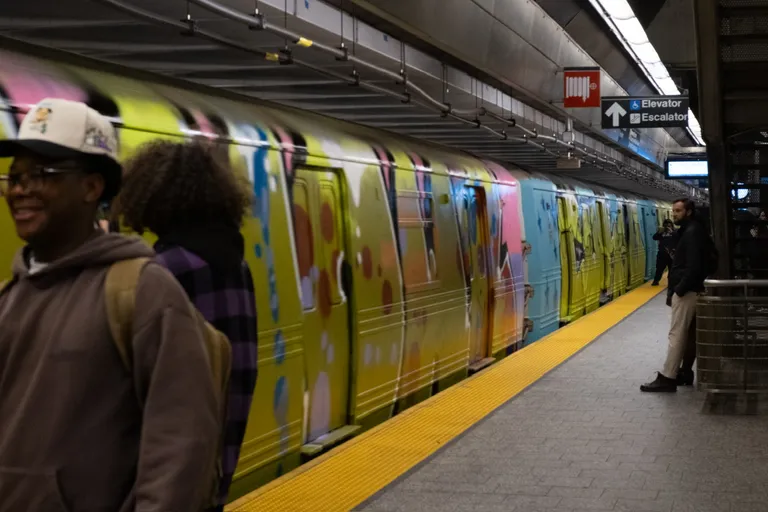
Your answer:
[0,99,219,510]
[113,139,259,512]
[641,198,710,392]
[651,219,676,286]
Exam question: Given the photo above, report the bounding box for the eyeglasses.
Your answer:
[0,165,81,196]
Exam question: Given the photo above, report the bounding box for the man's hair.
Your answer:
[663,219,674,227]
[112,139,251,235]
[673,198,696,215]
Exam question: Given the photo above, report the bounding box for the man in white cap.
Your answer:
[0,99,219,511]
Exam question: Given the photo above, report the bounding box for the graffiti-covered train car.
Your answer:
[0,43,670,500]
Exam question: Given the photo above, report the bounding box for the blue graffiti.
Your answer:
[254,243,262,258]
[273,376,290,454]
[252,137,280,324]
[273,377,289,422]
[274,330,286,365]
[304,0,310,8]
[468,190,478,244]
[537,214,542,232]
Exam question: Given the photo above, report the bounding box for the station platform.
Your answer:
[227,282,768,512]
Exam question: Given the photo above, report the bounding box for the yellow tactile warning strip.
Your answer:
[227,281,666,512]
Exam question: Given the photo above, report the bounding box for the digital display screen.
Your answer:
[666,158,709,179]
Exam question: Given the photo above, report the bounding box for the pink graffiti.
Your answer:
[0,51,86,123]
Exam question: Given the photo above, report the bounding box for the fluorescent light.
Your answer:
[587,0,705,146]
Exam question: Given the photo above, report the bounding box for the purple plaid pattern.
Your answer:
[155,246,258,509]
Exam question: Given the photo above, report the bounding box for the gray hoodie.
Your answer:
[0,232,219,512]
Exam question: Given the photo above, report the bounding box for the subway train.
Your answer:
[0,44,671,499]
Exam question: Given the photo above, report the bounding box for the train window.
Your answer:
[293,179,315,311]
[396,189,438,288]
[320,183,343,305]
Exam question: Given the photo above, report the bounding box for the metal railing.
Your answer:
[697,279,768,393]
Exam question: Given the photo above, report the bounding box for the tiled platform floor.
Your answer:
[358,295,768,512]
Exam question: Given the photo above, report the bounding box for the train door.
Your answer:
[614,204,628,296]
[628,205,646,288]
[293,168,352,444]
[639,206,651,280]
[596,201,611,300]
[581,203,597,313]
[622,204,632,289]
[459,186,494,370]
[557,196,571,322]
[592,204,606,294]
[645,207,658,281]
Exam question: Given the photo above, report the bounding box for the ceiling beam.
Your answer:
[107,61,280,74]
[0,17,139,31]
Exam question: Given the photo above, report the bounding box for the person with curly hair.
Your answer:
[113,139,258,511]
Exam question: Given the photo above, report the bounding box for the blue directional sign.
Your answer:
[601,96,689,129]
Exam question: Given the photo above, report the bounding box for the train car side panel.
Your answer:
[516,177,560,343]
[575,189,603,315]
[483,161,525,353]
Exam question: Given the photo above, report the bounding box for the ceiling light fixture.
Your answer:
[587,0,705,146]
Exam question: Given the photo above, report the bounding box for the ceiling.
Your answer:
[0,0,703,200]
[534,0,700,127]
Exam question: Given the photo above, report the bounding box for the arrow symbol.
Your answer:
[605,102,627,127]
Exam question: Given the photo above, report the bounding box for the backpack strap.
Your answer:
[104,257,152,372]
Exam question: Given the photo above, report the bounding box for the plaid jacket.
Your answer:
[155,245,258,509]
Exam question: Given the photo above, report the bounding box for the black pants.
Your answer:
[653,252,672,283]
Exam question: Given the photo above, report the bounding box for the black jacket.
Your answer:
[652,228,677,256]
[668,216,709,297]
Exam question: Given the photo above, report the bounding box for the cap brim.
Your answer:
[0,138,88,161]
[0,139,123,202]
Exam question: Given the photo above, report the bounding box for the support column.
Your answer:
[693,0,728,276]
[707,142,733,278]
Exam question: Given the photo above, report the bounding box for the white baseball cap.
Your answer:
[0,98,122,200]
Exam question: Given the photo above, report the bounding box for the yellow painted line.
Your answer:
[228,280,666,512]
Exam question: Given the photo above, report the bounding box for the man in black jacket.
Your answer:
[651,219,676,286]
[641,198,709,392]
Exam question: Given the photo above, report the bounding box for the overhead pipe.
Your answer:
[98,0,694,198]
[96,0,545,156]
[188,0,482,118]
[98,0,490,125]
[477,123,557,156]
[99,0,419,108]
[189,0,695,197]
[98,0,282,62]
[481,109,540,139]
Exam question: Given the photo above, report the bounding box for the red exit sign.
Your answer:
[563,67,601,108]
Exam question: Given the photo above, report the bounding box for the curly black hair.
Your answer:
[112,139,251,235]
